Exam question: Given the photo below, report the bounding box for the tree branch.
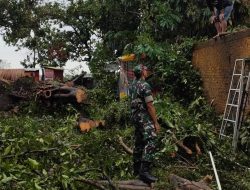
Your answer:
[2,148,59,159]
[74,178,107,190]
[118,136,133,155]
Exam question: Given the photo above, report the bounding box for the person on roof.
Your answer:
[206,0,234,36]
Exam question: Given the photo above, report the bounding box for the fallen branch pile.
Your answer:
[0,77,88,111]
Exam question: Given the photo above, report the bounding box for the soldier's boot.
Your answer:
[139,161,158,184]
[133,161,141,176]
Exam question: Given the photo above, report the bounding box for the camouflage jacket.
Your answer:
[130,79,154,120]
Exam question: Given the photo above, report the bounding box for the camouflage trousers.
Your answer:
[132,115,157,163]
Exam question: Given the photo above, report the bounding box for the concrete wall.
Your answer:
[192,29,250,114]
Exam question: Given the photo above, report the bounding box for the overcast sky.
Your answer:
[0,0,90,75]
[0,36,90,73]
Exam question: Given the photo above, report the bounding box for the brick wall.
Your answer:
[192,29,250,114]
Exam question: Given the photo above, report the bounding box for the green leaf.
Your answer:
[28,158,40,170]
[0,176,13,184]
[34,182,42,190]
[42,169,47,176]
[62,175,69,179]
[4,145,12,156]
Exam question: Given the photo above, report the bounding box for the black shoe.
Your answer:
[139,161,158,184]
[139,171,158,184]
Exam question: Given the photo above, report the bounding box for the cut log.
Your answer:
[0,79,89,111]
[77,117,105,132]
[44,86,87,103]
[35,84,88,106]
[169,174,212,190]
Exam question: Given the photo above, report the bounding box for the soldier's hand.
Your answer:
[154,122,160,134]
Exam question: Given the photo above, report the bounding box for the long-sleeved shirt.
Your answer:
[206,0,233,12]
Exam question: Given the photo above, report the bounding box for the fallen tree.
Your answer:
[0,77,88,111]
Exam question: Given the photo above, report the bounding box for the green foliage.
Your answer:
[87,43,119,103]
[239,119,250,155]
[162,39,202,104]
[0,113,133,189]
[1,97,250,189]
[1,1,250,188]
[103,100,130,128]
[133,36,202,104]
[155,96,217,141]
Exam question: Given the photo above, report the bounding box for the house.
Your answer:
[43,67,64,81]
[24,69,39,81]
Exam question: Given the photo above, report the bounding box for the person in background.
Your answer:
[130,64,160,184]
[206,0,234,37]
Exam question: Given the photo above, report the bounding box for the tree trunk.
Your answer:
[43,86,87,103]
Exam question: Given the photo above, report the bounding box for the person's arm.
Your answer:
[142,82,160,132]
[218,0,226,21]
[206,0,216,23]
[146,101,160,133]
[142,83,160,133]
[146,101,158,124]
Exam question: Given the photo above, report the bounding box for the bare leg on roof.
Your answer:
[220,20,227,33]
[215,21,221,35]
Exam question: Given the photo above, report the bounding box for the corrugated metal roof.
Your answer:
[0,69,25,81]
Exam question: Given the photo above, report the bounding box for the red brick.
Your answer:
[192,29,250,114]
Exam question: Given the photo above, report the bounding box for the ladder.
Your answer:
[219,58,250,152]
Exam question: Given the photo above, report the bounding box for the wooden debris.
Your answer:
[0,74,90,111]
[75,178,106,190]
[77,117,105,132]
[169,174,212,190]
[172,134,192,155]
[0,78,11,85]
[76,179,154,190]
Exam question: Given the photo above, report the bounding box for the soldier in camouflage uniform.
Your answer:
[130,64,160,184]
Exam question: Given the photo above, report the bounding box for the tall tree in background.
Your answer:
[0,0,249,100]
